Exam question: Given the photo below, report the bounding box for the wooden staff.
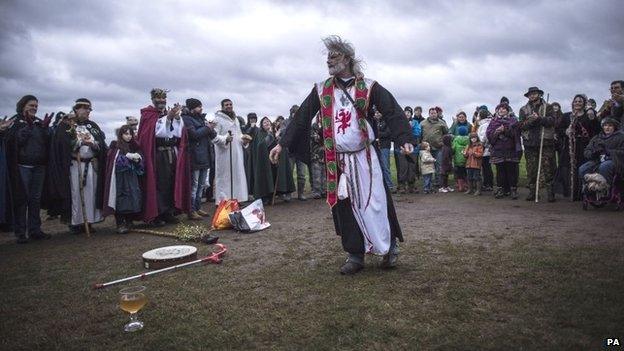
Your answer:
[93,244,227,289]
[228,130,233,199]
[271,166,280,206]
[76,154,91,237]
[535,93,549,203]
[569,115,577,201]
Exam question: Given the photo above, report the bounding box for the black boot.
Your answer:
[526,185,536,201]
[547,185,556,202]
[510,187,519,200]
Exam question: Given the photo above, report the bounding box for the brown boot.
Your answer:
[188,211,203,220]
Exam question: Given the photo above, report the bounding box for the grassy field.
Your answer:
[1,191,623,350]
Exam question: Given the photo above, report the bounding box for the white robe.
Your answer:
[212,111,248,203]
[316,78,390,255]
[70,125,103,226]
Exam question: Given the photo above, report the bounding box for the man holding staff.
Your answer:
[270,36,415,275]
[519,87,556,202]
[212,99,249,204]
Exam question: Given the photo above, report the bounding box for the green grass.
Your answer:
[0,233,621,350]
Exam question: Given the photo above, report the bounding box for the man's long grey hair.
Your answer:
[322,35,364,78]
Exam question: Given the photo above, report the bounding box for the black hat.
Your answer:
[500,96,509,104]
[247,112,258,121]
[185,98,202,110]
[524,87,544,98]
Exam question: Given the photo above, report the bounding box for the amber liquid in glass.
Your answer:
[119,294,147,314]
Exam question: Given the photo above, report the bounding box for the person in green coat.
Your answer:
[250,117,275,204]
[271,118,296,201]
[452,125,470,191]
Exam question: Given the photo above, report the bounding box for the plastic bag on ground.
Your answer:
[228,199,270,232]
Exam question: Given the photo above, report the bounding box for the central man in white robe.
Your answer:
[212,99,249,203]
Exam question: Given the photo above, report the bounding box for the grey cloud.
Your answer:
[1,0,623,137]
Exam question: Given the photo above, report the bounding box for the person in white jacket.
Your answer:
[419,142,436,193]
[477,109,494,191]
[212,99,249,204]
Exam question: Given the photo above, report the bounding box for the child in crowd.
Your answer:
[463,132,485,195]
[452,126,470,192]
[104,125,144,234]
[439,134,454,193]
[419,141,436,193]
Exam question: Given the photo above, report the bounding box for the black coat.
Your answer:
[584,130,624,172]
[182,113,216,170]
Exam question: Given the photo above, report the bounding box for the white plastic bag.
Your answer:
[228,199,270,232]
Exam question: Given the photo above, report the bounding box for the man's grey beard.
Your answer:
[328,61,347,76]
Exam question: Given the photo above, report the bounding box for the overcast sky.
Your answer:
[1,0,623,137]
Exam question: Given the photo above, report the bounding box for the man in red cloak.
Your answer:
[137,88,191,226]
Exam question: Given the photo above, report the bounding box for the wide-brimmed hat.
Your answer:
[524,87,544,98]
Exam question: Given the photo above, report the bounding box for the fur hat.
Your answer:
[150,88,168,99]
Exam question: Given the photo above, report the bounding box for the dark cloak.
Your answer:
[47,118,107,223]
[251,128,275,199]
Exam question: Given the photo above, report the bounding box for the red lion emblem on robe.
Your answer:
[336,109,352,135]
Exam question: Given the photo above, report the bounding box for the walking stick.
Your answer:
[228,130,233,199]
[569,117,576,202]
[271,165,280,206]
[535,93,549,203]
[93,244,227,289]
[75,154,91,237]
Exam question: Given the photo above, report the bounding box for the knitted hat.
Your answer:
[458,125,469,136]
[404,106,413,113]
[185,98,202,110]
[247,112,258,122]
[601,117,620,128]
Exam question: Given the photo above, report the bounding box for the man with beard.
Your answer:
[137,89,190,226]
[212,99,249,203]
[519,86,556,202]
[49,98,107,234]
[598,80,624,124]
[270,35,415,275]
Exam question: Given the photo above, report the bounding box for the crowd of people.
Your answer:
[1,80,623,244]
[377,81,624,203]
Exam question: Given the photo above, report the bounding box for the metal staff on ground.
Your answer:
[535,93,550,203]
[93,244,227,289]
